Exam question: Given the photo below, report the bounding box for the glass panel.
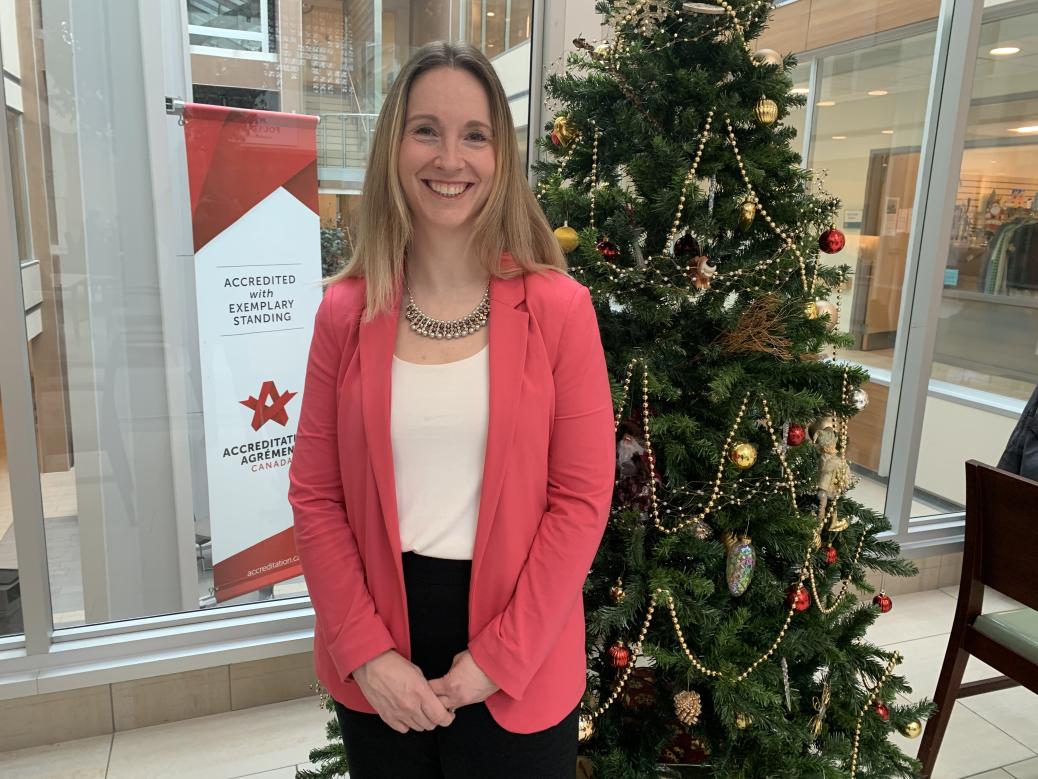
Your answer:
[785,64,810,157]
[189,33,262,52]
[809,32,937,515]
[915,1,1038,518]
[508,0,533,50]
[485,0,506,56]
[5,109,32,262]
[187,0,262,33]
[2,0,536,630]
[0,397,22,637]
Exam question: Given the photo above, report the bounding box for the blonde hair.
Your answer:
[325,40,568,320]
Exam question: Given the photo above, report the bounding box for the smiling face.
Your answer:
[397,66,497,236]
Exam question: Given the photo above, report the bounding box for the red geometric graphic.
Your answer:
[240,380,297,431]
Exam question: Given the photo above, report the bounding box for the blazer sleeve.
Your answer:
[289,283,397,681]
[467,284,615,701]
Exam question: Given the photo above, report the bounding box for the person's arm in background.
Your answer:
[997,382,1038,480]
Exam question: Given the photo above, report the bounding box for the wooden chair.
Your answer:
[917,461,1038,777]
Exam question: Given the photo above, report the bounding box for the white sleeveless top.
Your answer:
[390,344,490,560]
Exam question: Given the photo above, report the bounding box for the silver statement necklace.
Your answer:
[403,275,491,339]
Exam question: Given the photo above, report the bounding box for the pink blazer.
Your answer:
[288,258,616,733]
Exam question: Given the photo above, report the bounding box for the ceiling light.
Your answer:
[868,90,889,96]
[790,87,810,96]
[881,129,894,134]
[832,135,848,140]
[1010,125,1038,134]
[990,46,1020,56]
[486,10,495,15]
[817,100,836,107]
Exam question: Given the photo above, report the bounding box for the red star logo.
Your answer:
[240,380,297,431]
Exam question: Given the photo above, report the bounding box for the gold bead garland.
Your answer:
[589,124,601,230]
[849,652,903,778]
[666,111,716,250]
[722,114,818,295]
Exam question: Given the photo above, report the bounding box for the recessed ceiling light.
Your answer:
[817,100,836,107]
[1010,125,1038,133]
[868,90,889,96]
[990,46,1021,56]
[790,87,810,95]
[832,135,848,140]
[881,129,894,134]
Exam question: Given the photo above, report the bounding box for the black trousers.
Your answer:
[334,551,579,778]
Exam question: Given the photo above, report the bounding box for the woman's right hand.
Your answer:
[352,650,456,733]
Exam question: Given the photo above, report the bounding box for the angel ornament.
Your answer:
[813,420,852,529]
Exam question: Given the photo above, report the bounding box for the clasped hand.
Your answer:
[354,649,498,734]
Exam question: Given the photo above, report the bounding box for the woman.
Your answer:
[288,41,616,778]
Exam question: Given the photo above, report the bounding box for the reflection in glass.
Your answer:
[916,3,1038,518]
[809,32,939,516]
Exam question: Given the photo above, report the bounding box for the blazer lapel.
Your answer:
[359,281,405,592]
[357,268,528,590]
[471,272,528,585]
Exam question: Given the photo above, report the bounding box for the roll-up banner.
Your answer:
[182,104,322,602]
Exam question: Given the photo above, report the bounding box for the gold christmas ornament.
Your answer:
[804,301,819,319]
[828,512,850,533]
[729,442,758,470]
[899,719,923,739]
[674,690,703,726]
[693,521,713,540]
[554,224,579,253]
[578,712,595,742]
[594,42,611,59]
[815,299,838,327]
[738,199,757,231]
[552,115,577,147]
[752,48,783,67]
[755,98,779,125]
[735,713,753,730]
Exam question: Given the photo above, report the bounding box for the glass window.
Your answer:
[915,1,1038,518]
[188,0,276,54]
[508,0,533,50]
[0,400,21,638]
[785,63,810,160]
[809,32,938,515]
[0,0,537,633]
[5,109,32,262]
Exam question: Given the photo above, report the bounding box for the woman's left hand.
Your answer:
[428,650,499,711]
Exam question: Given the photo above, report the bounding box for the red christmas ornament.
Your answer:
[825,545,839,565]
[819,228,846,254]
[787,584,811,612]
[609,641,631,669]
[674,233,702,257]
[596,238,620,261]
[787,423,807,447]
[873,591,893,613]
[874,702,890,721]
[550,129,562,147]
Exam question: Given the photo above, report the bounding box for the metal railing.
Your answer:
[317,112,379,171]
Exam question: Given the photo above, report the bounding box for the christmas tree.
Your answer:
[539,1,931,777]
[299,2,933,777]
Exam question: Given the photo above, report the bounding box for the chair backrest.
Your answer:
[965,460,1038,612]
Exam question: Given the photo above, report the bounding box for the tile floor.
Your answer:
[1,585,1036,778]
